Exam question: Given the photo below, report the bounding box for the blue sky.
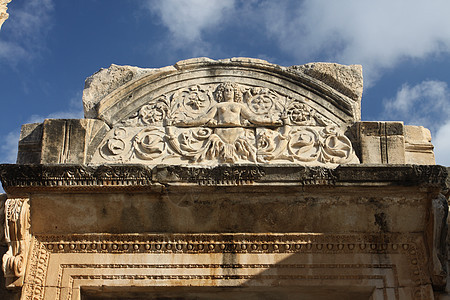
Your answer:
[1,0,450,166]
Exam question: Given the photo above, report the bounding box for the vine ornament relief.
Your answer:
[93,82,359,165]
[2,198,30,288]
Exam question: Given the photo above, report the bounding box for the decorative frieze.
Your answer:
[0,164,447,191]
[0,57,446,299]
[92,82,358,166]
[2,197,30,288]
[36,233,422,255]
[19,233,431,300]
[0,164,447,190]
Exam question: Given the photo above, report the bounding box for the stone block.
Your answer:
[0,58,446,299]
[358,121,405,164]
[405,125,435,164]
[16,119,109,164]
[16,123,42,164]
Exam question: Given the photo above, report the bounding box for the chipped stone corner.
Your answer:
[0,0,12,31]
[82,64,163,119]
[292,62,363,103]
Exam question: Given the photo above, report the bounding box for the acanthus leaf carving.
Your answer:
[133,127,165,160]
[2,197,31,288]
[256,125,358,164]
[168,165,266,185]
[99,127,132,162]
[167,126,257,163]
[93,82,358,165]
[431,194,448,290]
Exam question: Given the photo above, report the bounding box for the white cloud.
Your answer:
[382,80,450,165]
[0,0,54,65]
[26,91,84,124]
[256,0,450,85]
[145,0,450,85]
[382,80,450,130]
[0,92,83,164]
[434,121,450,166]
[26,111,84,125]
[145,0,235,44]
[0,130,20,164]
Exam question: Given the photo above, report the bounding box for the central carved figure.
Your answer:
[176,82,278,128]
[96,80,359,165]
[173,82,280,163]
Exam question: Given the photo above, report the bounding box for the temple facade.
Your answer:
[0,58,448,299]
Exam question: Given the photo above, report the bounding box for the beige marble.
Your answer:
[405,125,435,164]
[0,0,11,30]
[1,58,447,299]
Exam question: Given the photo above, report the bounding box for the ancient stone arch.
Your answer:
[0,58,447,299]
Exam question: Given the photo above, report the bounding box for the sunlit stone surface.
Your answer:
[0,0,12,30]
[0,58,448,299]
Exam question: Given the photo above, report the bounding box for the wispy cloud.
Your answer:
[0,91,84,164]
[145,0,450,85]
[382,80,450,130]
[381,80,450,165]
[434,122,450,166]
[0,131,20,164]
[0,0,54,66]
[258,0,450,85]
[143,0,235,55]
[27,94,84,124]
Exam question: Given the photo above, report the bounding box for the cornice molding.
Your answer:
[0,164,446,193]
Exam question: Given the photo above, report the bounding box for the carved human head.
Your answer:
[215,82,242,103]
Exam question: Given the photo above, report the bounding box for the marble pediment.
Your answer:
[2,58,445,299]
[82,58,361,166]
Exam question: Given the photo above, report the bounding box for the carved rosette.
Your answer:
[133,127,165,160]
[93,82,359,165]
[2,197,31,288]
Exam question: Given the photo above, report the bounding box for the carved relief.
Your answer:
[167,165,266,185]
[99,127,132,161]
[133,127,165,160]
[179,85,213,115]
[431,194,448,289]
[2,197,30,288]
[92,82,359,165]
[256,125,357,164]
[27,233,432,299]
[21,238,49,300]
[168,127,257,163]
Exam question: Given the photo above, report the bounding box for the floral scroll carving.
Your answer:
[93,82,359,165]
[2,197,31,288]
[257,125,357,164]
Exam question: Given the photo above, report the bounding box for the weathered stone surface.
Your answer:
[15,58,439,168]
[17,119,109,165]
[0,58,446,299]
[85,58,361,127]
[358,121,407,164]
[0,164,446,193]
[83,64,165,119]
[16,123,42,164]
[0,0,12,30]
[405,125,435,164]
[293,62,363,108]
[0,163,447,299]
